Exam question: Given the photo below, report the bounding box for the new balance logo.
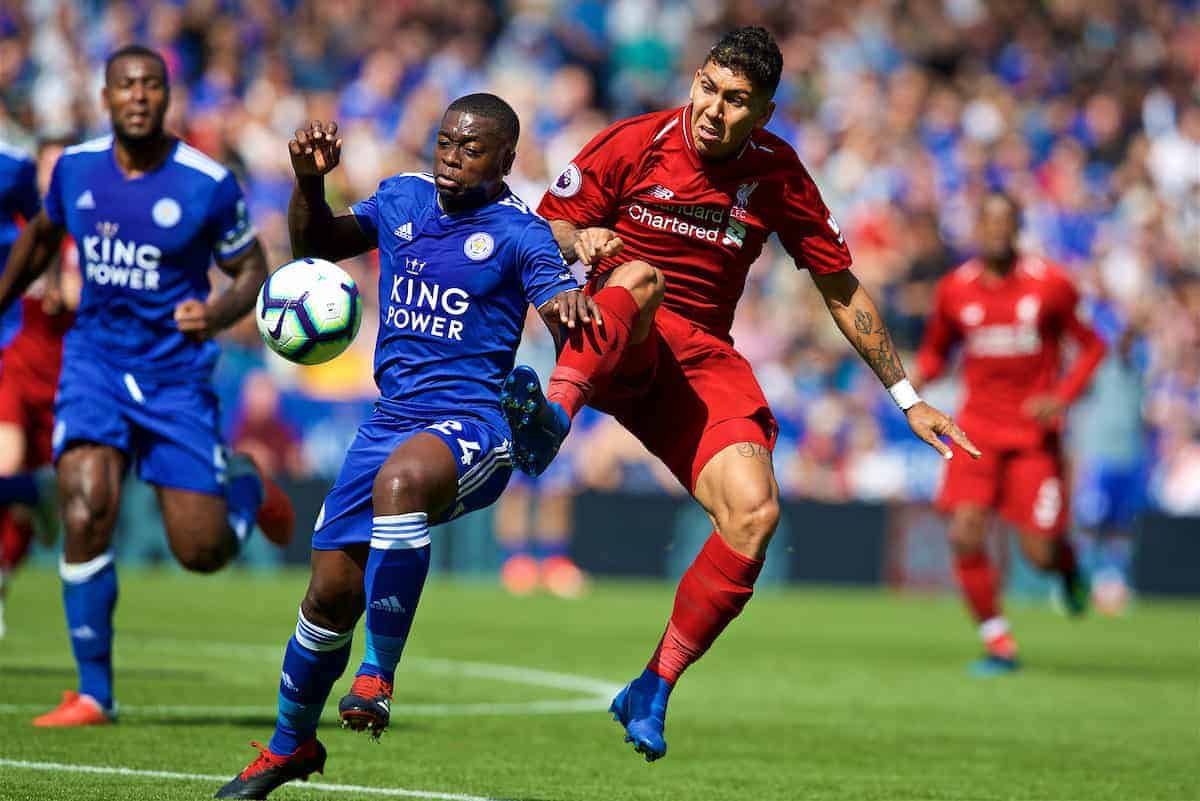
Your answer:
[75,190,95,210]
[394,221,413,241]
[648,184,674,200]
[370,596,406,614]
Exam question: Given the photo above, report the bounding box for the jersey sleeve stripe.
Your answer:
[63,135,113,156]
[215,225,257,258]
[173,143,229,182]
[398,172,435,183]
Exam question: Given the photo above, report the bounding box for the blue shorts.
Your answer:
[312,404,513,550]
[53,354,226,495]
[1075,461,1147,531]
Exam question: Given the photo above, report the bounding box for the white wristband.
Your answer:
[888,379,922,411]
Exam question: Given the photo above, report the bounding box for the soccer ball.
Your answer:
[256,257,362,365]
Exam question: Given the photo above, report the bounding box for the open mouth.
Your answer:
[434,174,461,190]
[697,124,722,143]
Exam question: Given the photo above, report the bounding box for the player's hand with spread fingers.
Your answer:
[174,298,216,341]
[905,401,981,461]
[289,120,342,179]
[575,227,623,267]
[542,288,603,330]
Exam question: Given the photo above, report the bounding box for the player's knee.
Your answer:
[948,508,988,553]
[373,461,434,514]
[721,492,780,555]
[60,487,116,554]
[613,260,665,307]
[1020,536,1055,571]
[174,540,230,574]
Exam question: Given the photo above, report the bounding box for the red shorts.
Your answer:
[936,436,1069,537]
[0,360,57,470]
[588,306,777,492]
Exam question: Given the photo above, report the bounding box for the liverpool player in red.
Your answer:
[916,191,1106,675]
[501,27,978,761]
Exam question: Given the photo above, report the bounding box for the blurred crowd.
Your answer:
[0,0,1196,514]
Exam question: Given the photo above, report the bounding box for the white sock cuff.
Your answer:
[371,513,430,550]
[59,551,115,584]
[979,617,1010,642]
[295,609,353,652]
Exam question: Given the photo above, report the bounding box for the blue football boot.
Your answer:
[500,365,570,476]
[609,669,671,762]
[969,654,1020,677]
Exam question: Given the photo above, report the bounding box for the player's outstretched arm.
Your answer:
[0,209,65,316]
[812,269,981,460]
[287,120,373,262]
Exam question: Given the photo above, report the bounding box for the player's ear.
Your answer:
[753,99,776,130]
[502,146,515,176]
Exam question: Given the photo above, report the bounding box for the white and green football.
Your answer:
[255,257,362,365]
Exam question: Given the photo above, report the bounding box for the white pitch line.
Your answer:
[0,697,606,718]
[0,758,510,801]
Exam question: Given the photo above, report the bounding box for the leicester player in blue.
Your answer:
[0,45,296,728]
[216,95,591,799]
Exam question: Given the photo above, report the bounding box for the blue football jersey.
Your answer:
[351,173,578,416]
[0,142,40,347]
[44,135,256,376]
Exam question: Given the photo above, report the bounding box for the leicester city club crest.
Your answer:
[464,232,494,261]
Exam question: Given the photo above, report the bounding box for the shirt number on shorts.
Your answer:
[428,420,481,466]
[1033,477,1062,529]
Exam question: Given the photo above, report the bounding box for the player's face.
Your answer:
[976,196,1020,263]
[688,62,775,160]
[434,110,514,205]
[103,56,169,142]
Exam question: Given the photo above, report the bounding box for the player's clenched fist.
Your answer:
[174,298,215,341]
[575,227,623,267]
[289,120,342,178]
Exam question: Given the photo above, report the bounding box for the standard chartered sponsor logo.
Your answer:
[82,234,162,290]
[627,203,721,243]
[384,273,469,341]
[965,324,1042,356]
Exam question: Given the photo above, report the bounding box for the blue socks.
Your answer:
[223,453,264,548]
[60,552,118,712]
[268,610,352,755]
[359,514,431,684]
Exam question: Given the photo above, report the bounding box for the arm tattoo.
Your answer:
[854,314,906,386]
[735,443,773,463]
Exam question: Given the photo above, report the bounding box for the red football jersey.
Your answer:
[1,296,72,395]
[916,256,1106,450]
[538,106,851,342]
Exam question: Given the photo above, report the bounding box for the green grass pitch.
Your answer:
[0,568,1194,801]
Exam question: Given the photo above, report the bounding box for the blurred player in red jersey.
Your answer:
[916,192,1107,675]
[500,27,978,761]
[0,140,77,638]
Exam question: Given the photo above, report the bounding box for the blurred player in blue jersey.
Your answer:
[216,95,591,799]
[0,45,296,727]
[0,139,44,637]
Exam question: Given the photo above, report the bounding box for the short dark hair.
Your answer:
[983,189,1023,223]
[446,93,520,147]
[704,26,783,96]
[104,44,168,85]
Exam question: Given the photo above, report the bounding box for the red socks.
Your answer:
[546,286,640,418]
[953,550,999,623]
[647,532,763,684]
